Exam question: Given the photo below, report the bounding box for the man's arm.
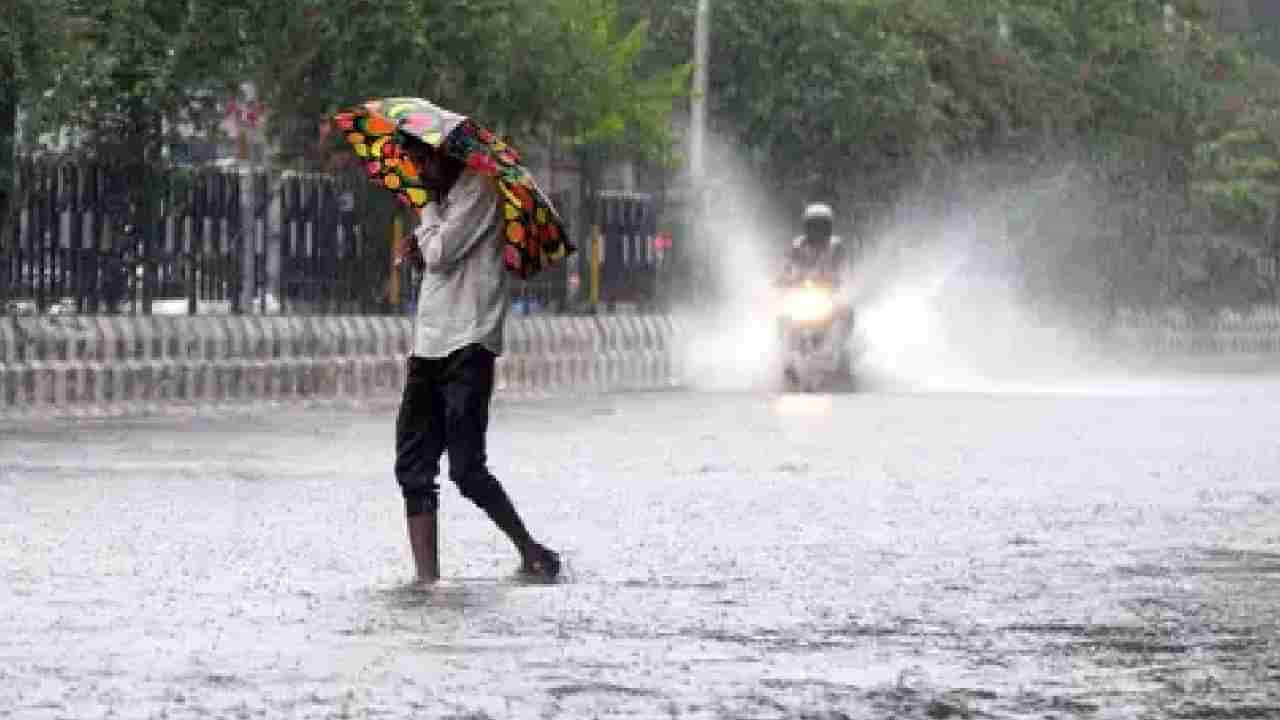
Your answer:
[414,171,499,273]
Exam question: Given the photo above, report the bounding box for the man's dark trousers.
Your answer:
[394,344,517,517]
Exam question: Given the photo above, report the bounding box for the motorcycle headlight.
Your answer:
[783,287,835,323]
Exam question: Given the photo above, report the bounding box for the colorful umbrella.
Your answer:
[332,97,575,279]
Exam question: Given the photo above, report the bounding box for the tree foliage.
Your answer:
[1190,37,1280,231]
[19,0,254,163]
[637,1,1230,193]
[4,0,687,173]
[2,0,78,220]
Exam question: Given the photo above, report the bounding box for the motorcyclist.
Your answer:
[778,202,855,386]
[783,202,847,286]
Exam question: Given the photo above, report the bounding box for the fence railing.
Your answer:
[594,191,663,307]
[1111,306,1280,355]
[1,159,628,316]
[3,160,272,315]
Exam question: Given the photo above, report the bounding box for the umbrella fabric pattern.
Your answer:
[333,98,574,279]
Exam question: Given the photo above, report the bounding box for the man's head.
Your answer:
[801,203,834,247]
[403,137,465,196]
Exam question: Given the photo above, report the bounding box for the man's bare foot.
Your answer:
[519,544,561,581]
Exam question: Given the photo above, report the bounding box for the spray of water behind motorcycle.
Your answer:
[845,180,1112,394]
[677,137,791,393]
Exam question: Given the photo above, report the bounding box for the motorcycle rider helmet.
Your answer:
[801,202,834,247]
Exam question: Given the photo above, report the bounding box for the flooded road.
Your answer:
[3,382,1280,718]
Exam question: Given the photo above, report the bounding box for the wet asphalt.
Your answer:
[2,380,1279,719]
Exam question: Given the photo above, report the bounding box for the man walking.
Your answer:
[393,139,560,583]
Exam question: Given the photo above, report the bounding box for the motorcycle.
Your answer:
[777,278,857,392]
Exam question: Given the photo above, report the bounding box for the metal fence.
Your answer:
[273,170,397,315]
[1,159,675,316]
[0,159,416,316]
[594,191,662,307]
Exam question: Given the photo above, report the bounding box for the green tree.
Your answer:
[13,1,685,173]
[242,0,687,174]
[1193,53,1280,231]
[519,0,691,186]
[1,0,78,235]
[23,0,255,163]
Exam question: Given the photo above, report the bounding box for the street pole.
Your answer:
[691,0,710,185]
[691,0,710,303]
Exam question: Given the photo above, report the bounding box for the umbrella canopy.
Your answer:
[333,97,574,279]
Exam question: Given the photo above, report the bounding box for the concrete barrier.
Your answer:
[0,313,681,418]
